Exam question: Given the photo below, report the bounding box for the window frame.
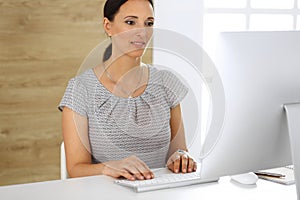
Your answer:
[204,0,300,30]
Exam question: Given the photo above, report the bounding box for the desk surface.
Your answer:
[0,174,297,200]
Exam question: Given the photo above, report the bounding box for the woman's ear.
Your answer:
[103,17,112,37]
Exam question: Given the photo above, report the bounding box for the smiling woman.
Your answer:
[59,0,197,182]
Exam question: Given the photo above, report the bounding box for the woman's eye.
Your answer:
[145,21,154,27]
[125,20,136,25]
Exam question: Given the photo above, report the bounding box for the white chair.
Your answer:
[60,142,69,180]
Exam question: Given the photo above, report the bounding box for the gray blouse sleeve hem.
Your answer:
[57,78,88,116]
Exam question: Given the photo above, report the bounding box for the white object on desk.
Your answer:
[114,168,218,192]
[230,172,258,185]
[60,142,68,180]
[0,175,296,200]
[256,165,295,185]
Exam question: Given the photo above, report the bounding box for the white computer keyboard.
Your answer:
[114,168,218,192]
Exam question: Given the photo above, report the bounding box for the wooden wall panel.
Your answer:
[0,0,152,186]
[0,0,104,186]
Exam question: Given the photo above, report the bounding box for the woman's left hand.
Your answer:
[167,150,197,173]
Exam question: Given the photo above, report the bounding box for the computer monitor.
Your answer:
[200,31,300,198]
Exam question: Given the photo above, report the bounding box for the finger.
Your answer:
[166,154,177,166]
[138,168,152,180]
[181,154,188,173]
[187,158,194,172]
[141,169,154,180]
[103,163,135,180]
[120,170,136,181]
[167,162,174,172]
[128,156,153,180]
[133,157,154,179]
[173,156,181,173]
[136,162,153,180]
[132,169,145,180]
[141,161,154,178]
[134,172,145,180]
[193,161,197,171]
[124,164,145,180]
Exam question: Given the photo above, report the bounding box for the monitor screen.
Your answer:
[200,31,300,184]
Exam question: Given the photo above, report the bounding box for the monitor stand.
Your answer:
[284,103,300,200]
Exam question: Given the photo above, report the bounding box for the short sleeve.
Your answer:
[161,70,188,108]
[58,78,88,116]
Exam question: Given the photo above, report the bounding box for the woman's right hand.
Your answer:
[102,155,154,181]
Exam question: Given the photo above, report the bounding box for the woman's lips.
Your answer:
[130,41,146,49]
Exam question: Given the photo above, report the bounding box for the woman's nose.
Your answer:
[135,27,148,38]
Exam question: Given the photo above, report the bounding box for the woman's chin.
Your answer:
[126,49,146,58]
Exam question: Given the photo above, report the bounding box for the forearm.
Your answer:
[168,105,188,158]
[68,162,106,178]
[168,134,188,158]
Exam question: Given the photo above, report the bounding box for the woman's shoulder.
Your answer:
[148,64,180,82]
[148,64,170,76]
[73,68,94,81]
[67,68,96,87]
[62,69,99,97]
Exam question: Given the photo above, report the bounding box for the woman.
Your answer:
[59,0,197,181]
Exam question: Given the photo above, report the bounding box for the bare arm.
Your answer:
[62,107,153,180]
[62,107,104,178]
[167,104,197,173]
[168,104,188,156]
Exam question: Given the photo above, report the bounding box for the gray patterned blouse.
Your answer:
[59,65,188,168]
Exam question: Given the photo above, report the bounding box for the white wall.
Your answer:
[153,0,205,158]
[154,0,203,45]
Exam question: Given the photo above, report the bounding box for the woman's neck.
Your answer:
[104,55,142,81]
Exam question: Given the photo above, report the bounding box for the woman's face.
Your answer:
[104,0,154,59]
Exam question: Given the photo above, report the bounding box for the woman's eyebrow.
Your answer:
[124,16,138,19]
[124,16,154,20]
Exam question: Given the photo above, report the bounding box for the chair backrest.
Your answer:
[60,142,69,180]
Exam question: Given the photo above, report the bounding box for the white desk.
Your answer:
[0,175,296,200]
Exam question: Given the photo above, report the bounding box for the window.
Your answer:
[203,14,246,54]
[251,0,294,9]
[250,14,293,31]
[203,0,300,54]
[204,0,247,9]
